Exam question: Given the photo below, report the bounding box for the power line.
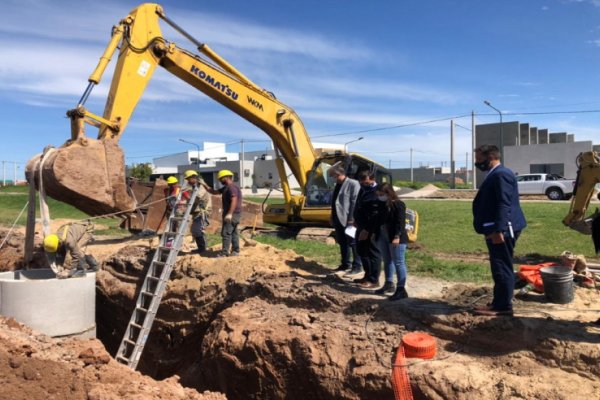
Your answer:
[310,108,600,140]
[311,114,472,139]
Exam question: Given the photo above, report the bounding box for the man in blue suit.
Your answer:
[472,144,526,316]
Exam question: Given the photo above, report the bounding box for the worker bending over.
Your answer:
[43,221,98,279]
[183,170,212,254]
[202,169,242,257]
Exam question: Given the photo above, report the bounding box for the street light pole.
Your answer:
[178,138,201,165]
[483,100,503,160]
[344,136,364,152]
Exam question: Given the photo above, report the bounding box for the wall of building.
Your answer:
[253,159,300,189]
[476,121,521,149]
[504,141,593,179]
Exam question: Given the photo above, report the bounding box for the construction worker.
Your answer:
[183,170,212,254]
[164,176,181,213]
[43,221,98,279]
[202,170,242,257]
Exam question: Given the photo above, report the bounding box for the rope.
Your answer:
[0,201,29,251]
[38,147,56,237]
[69,195,176,223]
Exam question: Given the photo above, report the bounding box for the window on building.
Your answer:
[530,164,564,176]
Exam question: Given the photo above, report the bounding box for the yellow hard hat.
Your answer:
[217,169,234,179]
[43,234,60,253]
[184,170,198,179]
[166,176,178,185]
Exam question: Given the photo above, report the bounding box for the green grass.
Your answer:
[0,188,128,236]
[2,188,596,282]
[403,200,598,257]
[394,181,472,190]
[254,234,492,283]
[255,235,340,267]
[0,185,29,193]
[245,196,286,205]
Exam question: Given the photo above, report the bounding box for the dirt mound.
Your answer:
[96,242,328,381]
[0,317,224,400]
[3,219,600,399]
[0,228,48,271]
[96,244,600,399]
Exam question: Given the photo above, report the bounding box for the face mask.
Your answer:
[377,195,388,202]
[475,158,491,172]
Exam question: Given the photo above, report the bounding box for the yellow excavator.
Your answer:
[563,151,600,253]
[26,3,394,232]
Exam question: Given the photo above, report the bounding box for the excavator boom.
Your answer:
[26,3,391,232]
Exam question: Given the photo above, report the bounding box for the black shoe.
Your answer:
[352,276,368,284]
[389,287,408,301]
[345,267,363,277]
[334,265,350,272]
[375,281,396,295]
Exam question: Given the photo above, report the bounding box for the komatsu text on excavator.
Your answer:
[27,3,394,232]
[563,151,600,253]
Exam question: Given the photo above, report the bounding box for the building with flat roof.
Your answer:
[475,122,596,186]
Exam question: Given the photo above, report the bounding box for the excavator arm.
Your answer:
[562,151,600,252]
[27,3,316,218]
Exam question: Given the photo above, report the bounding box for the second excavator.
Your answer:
[563,150,600,253]
[27,3,395,232]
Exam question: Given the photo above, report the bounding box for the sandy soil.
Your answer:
[0,317,225,400]
[94,241,600,399]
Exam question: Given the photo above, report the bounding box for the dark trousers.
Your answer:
[221,213,241,254]
[191,215,207,253]
[356,232,382,283]
[485,231,520,311]
[333,221,361,268]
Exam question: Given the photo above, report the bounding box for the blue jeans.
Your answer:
[381,241,407,288]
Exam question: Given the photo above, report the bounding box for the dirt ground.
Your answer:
[1,223,600,399]
[0,317,225,400]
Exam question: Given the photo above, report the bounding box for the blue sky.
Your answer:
[1,0,600,178]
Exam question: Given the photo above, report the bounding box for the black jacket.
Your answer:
[353,184,386,236]
[383,200,409,244]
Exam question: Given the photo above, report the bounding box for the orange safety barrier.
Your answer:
[517,262,557,293]
[391,332,437,400]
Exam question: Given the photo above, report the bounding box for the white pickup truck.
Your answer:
[516,173,575,200]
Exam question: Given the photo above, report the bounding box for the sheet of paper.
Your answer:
[344,226,357,238]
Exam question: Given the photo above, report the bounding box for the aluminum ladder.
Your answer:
[115,185,198,369]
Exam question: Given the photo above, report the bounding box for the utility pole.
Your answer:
[471,110,476,189]
[388,159,391,169]
[2,161,5,186]
[450,120,456,189]
[13,162,17,185]
[465,152,469,185]
[240,139,245,189]
[410,148,414,182]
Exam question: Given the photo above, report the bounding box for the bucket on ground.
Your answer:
[540,266,574,304]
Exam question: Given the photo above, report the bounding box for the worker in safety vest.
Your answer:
[183,170,212,254]
[164,176,181,213]
[43,221,98,279]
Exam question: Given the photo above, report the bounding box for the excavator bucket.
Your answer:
[26,139,136,217]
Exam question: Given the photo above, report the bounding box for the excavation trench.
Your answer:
[96,244,600,400]
[2,227,599,399]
